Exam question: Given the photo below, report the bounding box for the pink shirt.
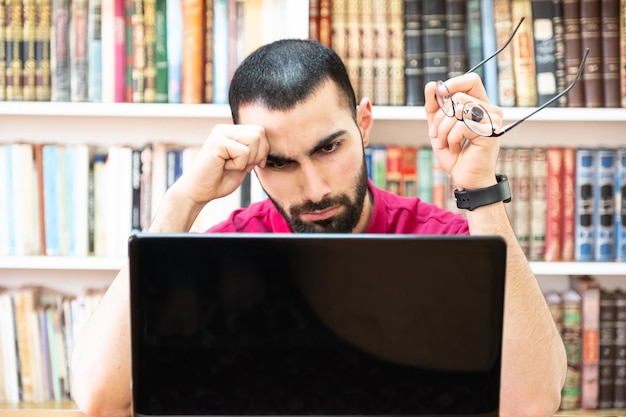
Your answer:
[207,180,469,235]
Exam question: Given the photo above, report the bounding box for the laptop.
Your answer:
[128,233,507,417]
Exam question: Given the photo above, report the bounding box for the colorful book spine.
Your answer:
[6,0,24,101]
[465,0,483,79]
[369,145,387,190]
[87,0,103,102]
[204,0,213,103]
[529,147,547,260]
[515,148,532,256]
[42,145,61,256]
[212,0,228,104]
[387,0,404,106]
[551,0,567,106]
[318,0,331,47]
[494,0,516,106]
[50,0,70,101]
[511,0,538,107]
[480,0,498,103]
[142,0,157,102]
[401,146,417,197]
[0,0,5,101]
[417,146,433,203]
[616,147,626,261]
[23,0,37,101]
[574,148,596,261]
[594,148,617,261]
[166,0,182,103]
[545,147,564,261]
[531,0,559,106]
[70,0,89,102]
[131,0,145,102]
[561,287,582,410]
[385,145,403,196]
[35,0,52,101]
[359,0,375,101]
[154,0,167,102]
[372,0,388,105]
[561,146,576,261]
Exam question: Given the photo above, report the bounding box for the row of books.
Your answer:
[366,144,626,262]
[309,0,626,108]
[0,142,265,259]
[545,277,626,410]
[0,0,306,103]
[0,285,106,403]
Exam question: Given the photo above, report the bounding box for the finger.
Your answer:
[439,73,489,102]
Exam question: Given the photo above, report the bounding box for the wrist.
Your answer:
[455,174,512,211]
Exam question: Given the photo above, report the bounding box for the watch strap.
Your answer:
[454,174,512,211]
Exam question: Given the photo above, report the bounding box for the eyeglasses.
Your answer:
[435,16,589,138]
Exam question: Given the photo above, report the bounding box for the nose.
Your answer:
[298,161,331,203]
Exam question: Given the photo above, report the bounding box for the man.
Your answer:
[70,39,566,417]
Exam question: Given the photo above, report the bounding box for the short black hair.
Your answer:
[229,39,357,124]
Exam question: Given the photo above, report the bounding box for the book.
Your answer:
[598,289,616,408]
[87,0,103,102]
[154,0,167,102]
[574,148,596,261]
[529,147,547,260]
[50,0,70,101]
[212,0,227,104]
[544,147,564,261]
[445,0,466,79]
[417,146,433,203]
[616,147,626,261]
[579,0,604,107]
[166,0,182,103]
[142,0,157,103]
[465,0,483,80]
[613,288,626,409]
[403,0,423,106]
[545,290,563,333]
[621,0,626,108]
[309,0,319,41]
[318,0,331,47]
[551,0,568,106]
[561,0,585,106]
[600,0,620,107]
[385,145,403,196]
[70,0,89,102]
[34,0,51,101]
[344,0,361,101]
[401,146,417,197]
[494,0,516,106]
[387,0,404,106]
[570,275,601,409]
[421,1,447,85]
[531,0,560,106]
[124,0,133,101]
[560,287,582,410]
[480,0,498,103]
[131,0,146,102]
[515,148,532,257]
[594,148,617,261]
[0,0,5,101]
[5,0,24,101]
[511,0,538,107]
[561,146,576,261]
[359,0,375,101]
[365,145,387,190]
[372,0,388,105]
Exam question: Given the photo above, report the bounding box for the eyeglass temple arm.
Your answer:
[465,16,526,74]
[498,48,590,135]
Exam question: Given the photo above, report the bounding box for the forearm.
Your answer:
[466,202,567,417]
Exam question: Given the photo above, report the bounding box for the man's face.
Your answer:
[239,81,371,233]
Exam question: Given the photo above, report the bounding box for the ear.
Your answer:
[356,97,373,147]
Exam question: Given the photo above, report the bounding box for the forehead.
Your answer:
[237,82,356,156]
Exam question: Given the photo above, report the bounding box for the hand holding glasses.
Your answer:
[435,16,590,138]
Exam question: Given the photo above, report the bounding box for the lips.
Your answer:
[300,206,340,222]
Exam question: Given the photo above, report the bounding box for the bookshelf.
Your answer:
[1,102,625,291]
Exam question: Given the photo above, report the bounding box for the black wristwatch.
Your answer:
[454,174,512,211]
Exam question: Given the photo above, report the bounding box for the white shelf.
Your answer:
[0,256,624,276]
[2,101,626,122]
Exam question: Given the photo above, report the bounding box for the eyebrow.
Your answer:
[265,130,348,165]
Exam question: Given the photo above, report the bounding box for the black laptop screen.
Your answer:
[129,234,506,417]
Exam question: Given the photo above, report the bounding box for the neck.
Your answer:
[353,189,373,233]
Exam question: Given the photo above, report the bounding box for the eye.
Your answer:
[265,160,288,170]
[320,141,340,154]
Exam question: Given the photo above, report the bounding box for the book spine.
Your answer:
[142,0,156,102]
[511,0,538,107]
[372,0,388,105]
[6,0,24,101]
[529,147,547,261]
[387,0,404,105]
[35,0,51,101]
[0,0,5,101]
[515,148,532,256]
[421,0,447,85]
[561,288,583,410]
[465,0,483,79]
[545,147,564,261]
[370,145,387,190]
[50,0,69,101]
[70,0,88,102]
[42,145,60,256]
[385,145,403,196]
[562,0,584,106]
[552,0,568,106]
[22,0,36,101]
[480,0,498,103]
[359,0,375,101]
[417,145,433,203]
[212,0,227,104]
[318,0,331,47]
[598,289,616,409]
[600,0,620,107]
[403,0,423,106]
[131,148,142,233]
[445,0,466,79]
[401,146,417,197]
[621,0,626,108]
[614,289,626,409]
[616,147,626,261]
[166,0,181,103]
[203,0,213,103]
[345,0,360,101]
[308,0,319,41]
[131,0,145,102]
[531,0,559,106]
[580,0,604,107]
[574,148,596,261]
[594,148,617,261]
[87,0,102,102]
[154,0,167,102]
[124,0,133,101]
[561,146,576,261]
[494,0,516,106]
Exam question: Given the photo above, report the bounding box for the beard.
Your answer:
[267,157,369,233]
